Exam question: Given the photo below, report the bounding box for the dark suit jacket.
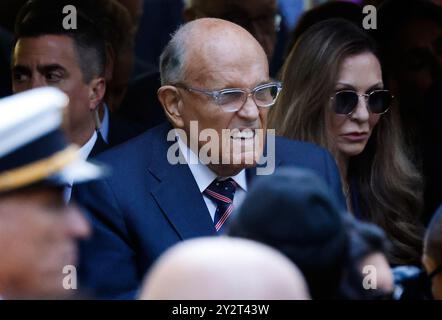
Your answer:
[89,131,109,159]
[74,122,345,299]
[115,71,167,131]
[107,112,146,147]
[88,113,146,159]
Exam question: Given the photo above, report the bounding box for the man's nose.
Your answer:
[237,94,260,121]
[29,76,47,89]
[63,205,91,239]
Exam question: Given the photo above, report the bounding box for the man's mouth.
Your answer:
[230,129,256,140]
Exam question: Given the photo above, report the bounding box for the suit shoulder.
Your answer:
[274,135,327,156]
[95,122,170,165]
[94,133,148,165]
[272,135,338,171]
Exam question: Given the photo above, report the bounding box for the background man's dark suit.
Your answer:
[74,122,345,299]
[88,113,147,159]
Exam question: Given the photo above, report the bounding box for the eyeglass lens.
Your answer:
[217,85,280,111]
[333,91,391,115]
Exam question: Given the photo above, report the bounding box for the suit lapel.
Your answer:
[88,131,109,159]
[147,124,216,239]
[146,124,284,238]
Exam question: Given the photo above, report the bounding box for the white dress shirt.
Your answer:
[177,135,247,222]
[63,131,98,202]
[64,104,110,202]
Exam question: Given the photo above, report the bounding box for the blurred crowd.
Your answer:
[0,0,441,300]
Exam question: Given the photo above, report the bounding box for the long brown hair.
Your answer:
[269,19,424,265]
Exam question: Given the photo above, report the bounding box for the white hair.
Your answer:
[159,23,192,85]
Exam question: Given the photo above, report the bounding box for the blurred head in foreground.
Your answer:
[227,167,348,299]
[139,237,310,300]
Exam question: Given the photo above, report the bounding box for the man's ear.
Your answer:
[158,85,185,128]
[88,77,106,111]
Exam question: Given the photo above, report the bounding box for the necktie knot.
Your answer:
[204,178,237,205]
[204,178,237,232]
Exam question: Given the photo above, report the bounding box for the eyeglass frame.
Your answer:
[329,89,394,116]
[172,82,283,112]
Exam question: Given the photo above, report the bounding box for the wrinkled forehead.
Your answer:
[183,30,269,86]
[13,35,78,65]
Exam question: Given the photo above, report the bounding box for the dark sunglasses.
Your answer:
[330,90,393,115]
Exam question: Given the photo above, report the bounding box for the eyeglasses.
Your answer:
[330,90,393,116]
[174,82,282,113]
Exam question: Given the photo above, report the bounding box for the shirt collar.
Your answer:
[79,131,98,161]
[177,133,247,193]
[99,103,110,144]
[64,131,97,190]
[230,168,247,192]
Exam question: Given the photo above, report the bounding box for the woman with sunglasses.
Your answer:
[269,19,423,265]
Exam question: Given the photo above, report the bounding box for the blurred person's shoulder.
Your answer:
[393,266,432,300]
[274,135,331,158]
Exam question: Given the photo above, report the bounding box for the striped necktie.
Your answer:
[204,178,237,233]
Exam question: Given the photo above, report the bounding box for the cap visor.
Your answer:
[60,158,107,184]
[45,158,108,187]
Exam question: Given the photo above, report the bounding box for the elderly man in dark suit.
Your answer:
[74,18,346,299]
